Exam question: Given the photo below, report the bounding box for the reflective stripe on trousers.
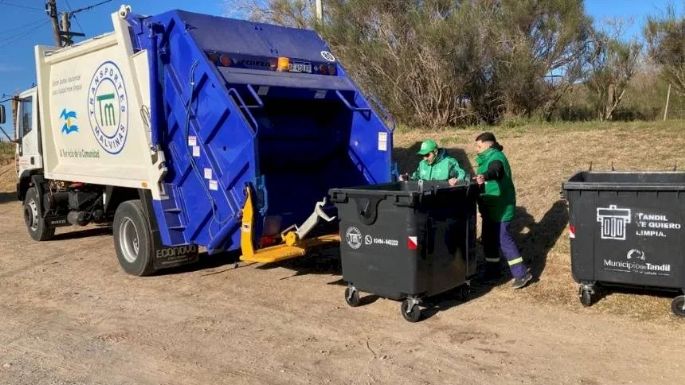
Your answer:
[482,219,527,279]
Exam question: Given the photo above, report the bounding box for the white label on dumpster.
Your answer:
[257,86,269,96]
[188,136,197,146]
[204,168,212,180]
[603,249,672,277]
[634,211,682,238]
[345,227,363,249]
[378,132,388,152]
[209,180,218,191]
[314,90,327,99]
[373,237,398,246]
[192,146,200,158]
[596,205,631,240]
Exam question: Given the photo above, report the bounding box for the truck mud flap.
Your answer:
[138,189,199,270]
[152,242,199,270]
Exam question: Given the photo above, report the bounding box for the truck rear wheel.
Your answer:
[113,200,156,276]
[23,187,55,241]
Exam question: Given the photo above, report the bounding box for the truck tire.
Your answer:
[113,200,156,276]
[23,187,55,241]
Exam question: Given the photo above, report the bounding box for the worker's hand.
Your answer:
[398,174,405,182]
[475,174,486,185]
[448,177,458,186]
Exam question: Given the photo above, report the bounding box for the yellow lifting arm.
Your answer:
[239,187,340,264]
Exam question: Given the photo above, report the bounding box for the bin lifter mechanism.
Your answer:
[240,187,339,263]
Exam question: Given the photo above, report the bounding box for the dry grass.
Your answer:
[394,119,685,323]
[0,142,16,193]
[1,121,684,321]
[0,141,13,162]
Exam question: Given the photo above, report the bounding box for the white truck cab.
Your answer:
[14,88,43,179]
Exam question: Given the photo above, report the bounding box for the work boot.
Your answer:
[512,272,533,289]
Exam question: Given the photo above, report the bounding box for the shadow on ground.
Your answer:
[511,200,569,279]
[0,191,16,204]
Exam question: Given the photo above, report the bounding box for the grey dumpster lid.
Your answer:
[563,171,685,192]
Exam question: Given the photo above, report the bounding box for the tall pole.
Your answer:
[46,0,62,47]
[663,83,672,121]
[60,11,72,46]
[315,0,323,26]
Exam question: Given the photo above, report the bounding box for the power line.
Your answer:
[0,18,44,35]
[0,1,44,12]
[70,0,112,15]
[64,0,85,35]
[0,20,50,49]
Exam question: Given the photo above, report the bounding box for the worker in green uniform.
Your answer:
[399,139,466,185]
[474,132,532,289]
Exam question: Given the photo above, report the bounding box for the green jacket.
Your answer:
[411,149,466,181]
[476,147,516,222]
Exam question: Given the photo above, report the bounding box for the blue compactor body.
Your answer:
[125,10,393,260]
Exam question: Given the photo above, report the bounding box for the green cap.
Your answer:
[417,139,438,155]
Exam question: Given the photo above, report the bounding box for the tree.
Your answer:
[224,0,316,28]
[645,5,685,96]
[585,22,642,121]
[224,0,593,127]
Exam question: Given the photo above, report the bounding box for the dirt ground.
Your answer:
[1,123,685,385]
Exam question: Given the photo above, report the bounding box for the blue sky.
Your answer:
[0,0,682,137]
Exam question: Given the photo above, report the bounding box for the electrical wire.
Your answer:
[64,0,85,35]
[70,0,112,15]
[0,18,45,35]
[0,1,43,12]
[0,19,50,49]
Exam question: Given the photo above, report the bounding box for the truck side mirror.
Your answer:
[0,104,5,124]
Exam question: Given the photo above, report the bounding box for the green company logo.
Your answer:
[97,93,116,126]
[87,61,128,155]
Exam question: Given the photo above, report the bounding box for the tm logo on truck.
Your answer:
[87,61,128,154]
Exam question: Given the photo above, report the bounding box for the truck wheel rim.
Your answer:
[24,200,39,231]
[119,218,140,263]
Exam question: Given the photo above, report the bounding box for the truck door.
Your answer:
[15,89,42,176]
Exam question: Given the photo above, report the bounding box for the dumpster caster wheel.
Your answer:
[457,283,471,301]
[671,295,685,317]
[401,299,421,323]
[345,287,360,307]
[579,286,594,307]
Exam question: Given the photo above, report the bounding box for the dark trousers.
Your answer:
[482,219,527,279]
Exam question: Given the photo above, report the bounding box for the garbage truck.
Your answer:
[2,5,393,275]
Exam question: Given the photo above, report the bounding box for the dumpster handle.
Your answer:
[335,90,371,117]
[329,191,348,204]
[355,196,381,225]
[227,88,259,137]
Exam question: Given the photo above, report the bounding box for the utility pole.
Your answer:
[46,0,62,47]
[315,0,323,27]
[60,11,72,46]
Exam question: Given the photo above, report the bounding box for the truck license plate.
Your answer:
[290,62,312,73]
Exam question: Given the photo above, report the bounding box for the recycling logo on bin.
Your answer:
[344,226,403,249]
[596,205,631,240]
[345,227,363,249]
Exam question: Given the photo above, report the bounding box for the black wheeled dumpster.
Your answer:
[329,180,477,322]
[563,171,685,317]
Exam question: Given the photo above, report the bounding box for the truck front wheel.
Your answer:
[23,187,55,241]
[113,200,156,276]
